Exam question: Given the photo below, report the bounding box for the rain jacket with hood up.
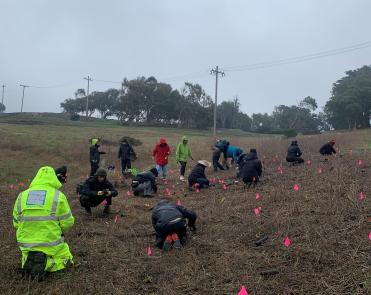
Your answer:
[176,136,192,163]
[227,145,243,161]
[13,166,75,272]
[153,138,171,166]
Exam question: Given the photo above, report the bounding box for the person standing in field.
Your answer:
[286,140,304,164]
[320,139,337,156]
[176,136,194,181]
[118,138,136,175]
[13,166,75,280]
[89,138,105,176]
[152,137,171,180]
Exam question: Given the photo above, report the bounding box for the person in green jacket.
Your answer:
[176,136,194,181]
[13,166,75,280]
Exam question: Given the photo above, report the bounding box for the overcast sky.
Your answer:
[0,0,370,115]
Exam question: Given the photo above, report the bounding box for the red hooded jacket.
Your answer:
[153,138,171,165]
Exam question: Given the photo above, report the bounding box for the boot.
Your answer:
[172,233,182,249]
[23,251,46,281]
[103,205,110,215]
[162,235,172,252]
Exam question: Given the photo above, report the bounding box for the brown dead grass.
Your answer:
[0,124,370,295]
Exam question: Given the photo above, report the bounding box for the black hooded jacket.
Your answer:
[118,142,135,160]
[287,143,302,159]
[240,153,262,181]
[188,164,207,183]
[80,176,118,198]
[152,200,197,231]
[320,143,336,155]
[90,145,105,163]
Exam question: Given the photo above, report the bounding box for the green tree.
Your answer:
[0,102,5,113]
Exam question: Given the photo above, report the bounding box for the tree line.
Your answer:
[60,65,371,133]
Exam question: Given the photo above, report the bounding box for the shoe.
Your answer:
[103,205,110,215]
[85,206,92,216]
[180,176,185,181]
[163,235,172,252]
[172,233,182,249]
[23,251,46,281]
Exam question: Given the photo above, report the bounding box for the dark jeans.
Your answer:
[286,157,304,164]
[179,161,187,176]
[80,194,112,208]
[189,178,210,188]
[212,155,224,171]
[121,159,132,174]
[155,219,187,249]
[90,162,99,176]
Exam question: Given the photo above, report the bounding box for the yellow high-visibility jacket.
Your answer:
[13,166,75,272]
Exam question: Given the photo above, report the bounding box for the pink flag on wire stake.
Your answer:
[369,232,371,241]
[359,192,365,201]
[253,207,261,216]
[284,236,291,248]
[102,199,107,205]
[357,159,363,166]
[126,191,132,197]
[147,244,152,256]
[238,285,248,295]
[293,184,299,191]
[255,192,260,200]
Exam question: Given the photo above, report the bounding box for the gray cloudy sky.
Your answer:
[1,0,370,115]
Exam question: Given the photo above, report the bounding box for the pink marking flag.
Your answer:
[238,285,248,295]
[284,236,291,248]
[293,184,299,191]
[126,191,132,197]
[176,199,182,206]
[357,159,363,166]
[349,149,353,156]
[102,199,107,205]
[147,244,152,256]
[223,184,227,190]
[196,188,200,193]
[359,192,365,201]
[307,160,311,165]
[114,215,118,223]
[253,207,261,216]
[9,184,14,190]
[255,192,260,200]
[318,168,323,174]
[369,232,371,240]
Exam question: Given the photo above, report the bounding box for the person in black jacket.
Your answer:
[131,168,158,197]
[236,149,257,178]
[320,139,337,155]
[79,168,118,215]
[212,147,225,172]
[152,199,197,251]
[286,140,304,164]
[118,139,136,175]
[188,160,211,189]
[89,138,106,176]
[240,149,262,186]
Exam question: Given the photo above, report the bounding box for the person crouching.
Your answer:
[131,167,158,198]
[152,200,197,251]
[188,160,211,189]
[240,149,262,186]
[79,168,118,215]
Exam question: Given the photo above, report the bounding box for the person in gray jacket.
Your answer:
[131,167,158,197]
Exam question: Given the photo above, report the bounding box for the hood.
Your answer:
[246,153,257,161]
[157,199,169,206]
[291,140,298,146]
[29,166,62,190]
[91,138,99,145]
[181,136,188,143]
[159,137,167,145]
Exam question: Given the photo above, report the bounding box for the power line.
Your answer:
[223,41,371,72]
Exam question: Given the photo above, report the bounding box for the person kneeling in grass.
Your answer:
[188,160,211,189]
[152,200,197,251]
[131,167,158,198]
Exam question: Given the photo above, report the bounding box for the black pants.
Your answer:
[80,194,112,208]
[179,161,187,176]
[243,175,259,185]
[121,159,132,174]
[90,162,99,176]
[155,219,187,249]
[212,155,224,171]
[286,157,304,164]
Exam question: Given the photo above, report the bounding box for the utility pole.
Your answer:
[210,66,225,137]
[20,84,29,113]
[1,84,5,105]
[84,76,93,119]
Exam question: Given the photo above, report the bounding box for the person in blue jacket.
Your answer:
[227,145,243,165]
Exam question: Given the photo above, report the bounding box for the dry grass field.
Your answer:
[0,119,370,295]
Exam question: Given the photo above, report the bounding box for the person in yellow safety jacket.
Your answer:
[13,166,75,278]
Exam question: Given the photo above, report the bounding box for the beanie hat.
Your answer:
[95,168,107,177]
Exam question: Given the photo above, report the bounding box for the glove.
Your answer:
[97,191,104,196]
[189,224,196,232]
[106,191,112,196]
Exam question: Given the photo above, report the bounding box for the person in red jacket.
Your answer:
[152,137,171,179]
